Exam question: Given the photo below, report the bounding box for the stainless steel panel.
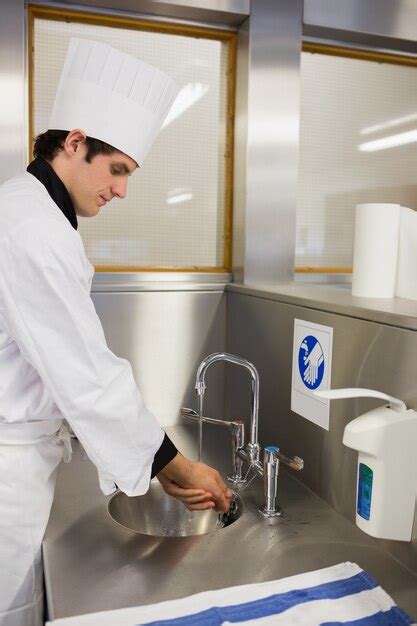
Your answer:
[92,290,226,427]
[31,0,249,27]
[304,0,417,54]
[232,18,249,282]
[294,273,352,285]
[244,0,302,285]
[0,0,26,184]
[92,273,230,291]
[304,0,417,44]
[228,281,417,331]
[225,290,417,574]
[44,432,417,620]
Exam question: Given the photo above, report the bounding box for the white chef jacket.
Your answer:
[0,172,164,496]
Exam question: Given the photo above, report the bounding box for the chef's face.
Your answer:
[64,132,138,217]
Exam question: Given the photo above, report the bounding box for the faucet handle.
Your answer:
[264,445,279,463]
[258,445,281,518]
[262,444,303,471]
[275,449,304,471]
[181,407,238,429]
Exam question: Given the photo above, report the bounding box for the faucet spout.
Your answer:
[195,352,260,456]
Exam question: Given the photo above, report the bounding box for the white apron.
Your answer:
[0,420,72,626]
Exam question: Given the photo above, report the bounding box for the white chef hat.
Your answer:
[48,38,179,166]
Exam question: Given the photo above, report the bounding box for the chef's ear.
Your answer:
[64,129,87,155]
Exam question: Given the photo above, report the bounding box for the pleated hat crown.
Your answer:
[49,38,179,166]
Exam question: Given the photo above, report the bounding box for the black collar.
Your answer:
[27,156,78,230]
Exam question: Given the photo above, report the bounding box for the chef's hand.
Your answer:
[157,453,232,512]
[157,473,214,511]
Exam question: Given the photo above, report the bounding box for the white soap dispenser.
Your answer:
[315,388,417,542]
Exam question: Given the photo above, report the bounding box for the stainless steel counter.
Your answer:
[43,425,417,621]
[228,282,417,330]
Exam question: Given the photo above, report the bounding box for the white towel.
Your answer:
[46,562,414,626]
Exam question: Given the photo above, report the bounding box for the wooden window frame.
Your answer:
[28,5,237,273]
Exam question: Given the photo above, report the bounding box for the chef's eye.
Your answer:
[110,165,122,175]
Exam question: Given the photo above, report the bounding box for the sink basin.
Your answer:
[108,481,242,537]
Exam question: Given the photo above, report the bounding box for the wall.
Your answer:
[92,289,227,428]
[243,0,302,285]
[304,0,417,52]
[43,0,249,26]
[225,289,417,574]
[0,0,26,183]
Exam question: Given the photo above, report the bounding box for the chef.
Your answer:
[0,38,232,626]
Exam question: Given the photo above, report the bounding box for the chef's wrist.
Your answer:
[158,452,192,484]
[150,433,178,478]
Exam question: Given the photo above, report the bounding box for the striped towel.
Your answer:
[46,563,415,626]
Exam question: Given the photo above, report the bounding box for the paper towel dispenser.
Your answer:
[315,388,417,542]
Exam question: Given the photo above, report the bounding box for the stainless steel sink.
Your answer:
[107,481,242,537]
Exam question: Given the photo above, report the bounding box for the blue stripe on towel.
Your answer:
[139,571,384,626]
[322,605,413,626]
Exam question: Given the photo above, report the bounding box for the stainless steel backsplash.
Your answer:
[225,290,417,574]
[92,290,227,430]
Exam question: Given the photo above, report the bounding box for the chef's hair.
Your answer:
[33,130,117,163]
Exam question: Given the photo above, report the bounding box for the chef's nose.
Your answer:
[111,177,128,199]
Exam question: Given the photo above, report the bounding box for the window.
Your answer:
[29,6,236,272]
[296,44,417,274]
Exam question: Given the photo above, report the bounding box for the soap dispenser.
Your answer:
[315,388,417,542]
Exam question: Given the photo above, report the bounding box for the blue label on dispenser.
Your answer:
[357,463,373,520]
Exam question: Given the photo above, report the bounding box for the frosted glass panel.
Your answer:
[296,51,417,270]
[33,17,229,269]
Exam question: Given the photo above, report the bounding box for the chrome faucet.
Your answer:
[182,352,304,518]
[195,352,261,464]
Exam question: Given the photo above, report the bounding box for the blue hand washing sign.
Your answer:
[292,319,333,429]
[298,335,325,390]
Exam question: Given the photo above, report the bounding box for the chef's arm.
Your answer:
[2,219,231,506]
[1,220,167,497]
